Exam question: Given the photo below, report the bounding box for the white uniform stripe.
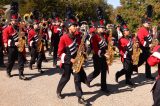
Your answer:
[71,49,77,55]
[69,43,77,51]
[61,53,66,63]
[143,41,146,46]
[99,40,103,45]
[70,46,77,53]
[68,39,76,48]
[8,40,12,46]
[124,51,128,58]
[152,52,160,59]
[100,44,106,49]
[99,40,105,46]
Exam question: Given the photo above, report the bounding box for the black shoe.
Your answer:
[53,64,57,68]
[78,97,87,105]
[29,64,32,70]
[85,80,90,87]
[146,76,155,80]
[101,88,111,94]
[46,48,49,51]
[24,61,29,66]
[48,53,52,56]
[115,72,120,82]
[57,93,65,99]
[19,75,27,80]
[38,69,44,74]
[0,64,6,68]
[24,60,28,64]
[7,73,12,78]
[126,80,134,86]
[43,59,48,62]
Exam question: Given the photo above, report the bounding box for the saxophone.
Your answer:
[106,29,114,65]
[72,31,87,73]
[150,26,159,52]
[36,27,43,52]
[18,23,26,52]
[132,34,141,65]
[150,39,159,52]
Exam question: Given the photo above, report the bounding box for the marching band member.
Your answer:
[147,41,160,106]
[2,1,28,80]
[28,9,44,73]
[87,21,110,93]
[56,19,88,105]
[0,19,6,68]
[50,17,62,68]
[137,18,155,80]
[3,13,27,80]
[28,21,44,74]
[40,19,49,62]
[41,18,49,51]
[115,25,134,86]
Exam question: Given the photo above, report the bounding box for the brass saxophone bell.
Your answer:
[23,12,34,24]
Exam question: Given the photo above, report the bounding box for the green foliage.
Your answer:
[115,0,160,32]
[0,0,113,22]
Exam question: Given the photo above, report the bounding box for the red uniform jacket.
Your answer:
[58,33,81,65]
[3,25,18,47]
[28,28,38,46]
[0,26,2,33]
[0,26,3,46]
[119,37,133,62]
[75,30,82,36]
[0,26,3,33]
[148,45,160,66]
[91,33,108,57]
[148,45,160,77]
[51,25,61,35]
[137,27,152,48]
[2,24,7,30]
[89,27,96,34]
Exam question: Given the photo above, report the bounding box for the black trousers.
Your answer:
[18,52,26,75]
[49,34,54,55]
[0,34,4,65]
[57,64,87,98]
[28,46,31,54]
[7,47,18,73]
[116,59,133,82]
[7,47,25,75]
[30,47,43,69]
[138,47,152,77]
[0,46,4,65]
[87,54,108,90]
[42,36,49,50]
[152,79,160,106]
[52,34,60,64]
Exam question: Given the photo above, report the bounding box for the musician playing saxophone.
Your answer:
[87,21,110,93]
[115,25,134,86]
[28,21,44,74]
[56,19,88,105]
[147,40,160,106]
[3,14,27,80]
[137,18,155,80]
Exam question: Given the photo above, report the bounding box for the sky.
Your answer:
[107,0,121,8]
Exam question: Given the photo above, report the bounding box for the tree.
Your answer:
[115,0,160,32]
[0,0,113,22]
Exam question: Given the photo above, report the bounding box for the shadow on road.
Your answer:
[61,71,157,105]
[11,67,63,80]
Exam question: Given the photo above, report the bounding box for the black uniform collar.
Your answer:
[123,35,131,39]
